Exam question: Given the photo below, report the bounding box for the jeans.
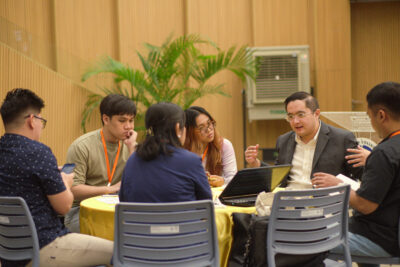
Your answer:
[331,232,391,267]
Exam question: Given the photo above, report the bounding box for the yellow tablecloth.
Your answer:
[80,188,255,267]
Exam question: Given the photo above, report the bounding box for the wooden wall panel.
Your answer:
[186,0,253,168]
[245,0,312,165]
[252,0,314,84]
[351,2,400,111]
[312,0,352,111]
[0,0,56,68]
[0,43,101,164]
[117,0,185,67]
[252,0,310,46]
[53,0,119,91]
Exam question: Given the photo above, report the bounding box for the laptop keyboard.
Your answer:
[224,197,256,207]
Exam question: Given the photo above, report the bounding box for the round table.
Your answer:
[80,188,255,267]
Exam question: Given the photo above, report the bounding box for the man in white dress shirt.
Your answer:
[245,91,365,189]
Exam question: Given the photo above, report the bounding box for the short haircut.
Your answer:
[100,94,137,123]
[0,88,44,127]
[284,91,319,112]
[367,81,400,120]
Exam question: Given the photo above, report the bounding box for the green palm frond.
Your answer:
[80,33,257,132]
[82,56,124,82]
[81,93,103,132]
[181,84,227,109]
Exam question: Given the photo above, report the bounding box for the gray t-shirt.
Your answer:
[66,129,130,206]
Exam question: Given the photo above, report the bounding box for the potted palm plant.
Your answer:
[80,34,257,132]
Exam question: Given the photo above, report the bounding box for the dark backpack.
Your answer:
[228,213,327,267]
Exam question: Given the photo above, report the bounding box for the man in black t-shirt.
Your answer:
[312,82,400,264]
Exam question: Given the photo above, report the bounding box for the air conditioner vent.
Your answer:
[246,45,310,121]
[255,55,299,100]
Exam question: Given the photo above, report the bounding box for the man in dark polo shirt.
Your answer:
[312,81,400,266]
[0,88,113,266]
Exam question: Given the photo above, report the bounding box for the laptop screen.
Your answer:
[219,164,292,199]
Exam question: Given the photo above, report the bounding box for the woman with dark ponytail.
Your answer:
[119,102,212,202]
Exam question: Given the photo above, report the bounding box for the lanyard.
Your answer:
[100,129,121,186]
[389,130,400,138]
[202,144,209,162]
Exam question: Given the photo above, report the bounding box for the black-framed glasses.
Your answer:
[24,114,47,129]
[196,121,216,135]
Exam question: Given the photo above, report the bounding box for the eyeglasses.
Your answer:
[24,114,47,129]
[196,121,216,135]
[286,112,313,122]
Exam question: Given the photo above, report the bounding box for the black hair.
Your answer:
[284,91,319,112]
[136,102,185,161]
[184,106,215,128]
[100,94,137,124]
[0,88,44,127]
[367,81,400,120]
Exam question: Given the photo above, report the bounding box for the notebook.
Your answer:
[218,164,292,207]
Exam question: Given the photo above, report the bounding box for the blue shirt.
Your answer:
[119,146,212,202]
[0,134,69,249]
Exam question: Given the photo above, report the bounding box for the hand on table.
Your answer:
[106,181,121,194]
[206,172,224,187]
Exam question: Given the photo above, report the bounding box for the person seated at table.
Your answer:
[312,81,400,267]
[0,88,113,267]
[245,91,364,189]
[184,106,237,186]
[65,94,137,232]
[119,102,212,202]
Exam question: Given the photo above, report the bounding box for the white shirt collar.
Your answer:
[295,120,322,145]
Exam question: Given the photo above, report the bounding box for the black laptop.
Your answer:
[218,164,292,207]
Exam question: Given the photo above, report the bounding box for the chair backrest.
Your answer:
[113,199,219,267]
[267,184,351,267]
[0,196,40,267]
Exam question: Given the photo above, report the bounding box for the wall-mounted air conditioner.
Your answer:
[246,45,310,121]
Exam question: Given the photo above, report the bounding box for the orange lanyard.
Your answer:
[100,129,121,186]
[389,130,400,138]
[202,144,209,162]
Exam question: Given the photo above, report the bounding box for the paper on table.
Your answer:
[336,174,360,191]
[98,195,120,204]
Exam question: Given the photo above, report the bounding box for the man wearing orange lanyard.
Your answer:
[64,94,137,232]
[313,82,400,264]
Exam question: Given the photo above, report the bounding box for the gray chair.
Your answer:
[0,196,39,267]
[267,184,351,267]
[329,216,400,265]
[113,199,219,267]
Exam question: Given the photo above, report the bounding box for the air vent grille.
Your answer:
[245,45,310,121]
[255,55,299,100]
